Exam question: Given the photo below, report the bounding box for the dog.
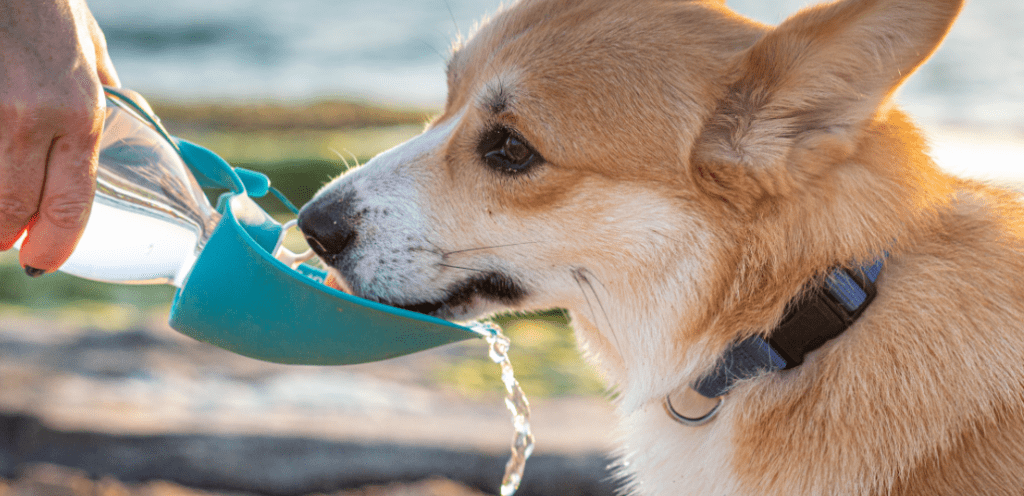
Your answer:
[298,0,1024,494]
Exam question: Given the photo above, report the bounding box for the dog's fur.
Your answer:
[300,0,1024,494]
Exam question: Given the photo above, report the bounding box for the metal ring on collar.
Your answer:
[664,392,724,427]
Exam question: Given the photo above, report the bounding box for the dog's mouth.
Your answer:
[373,271,527,320]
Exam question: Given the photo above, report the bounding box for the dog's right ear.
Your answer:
[693,0,964,208]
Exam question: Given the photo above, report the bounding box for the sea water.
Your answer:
[469,321,535,496]
[90,0,1024,129]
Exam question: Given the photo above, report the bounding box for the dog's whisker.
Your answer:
[578,267,611,293]
[443,0,460,38]
[573,267,624,356]
[580,271,622,352]
[443,241,543,257]
[328,148,352,169]
[419,40,449,63]
[344,149,361,168]
[438,263,490,274]
[573,272,601,333]
[424,239,447,254]
[328,148,363,171]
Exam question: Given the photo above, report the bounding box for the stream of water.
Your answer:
[469,321,535,496]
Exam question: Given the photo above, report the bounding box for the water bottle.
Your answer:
[14,88,485,364]
[18,89,221,286]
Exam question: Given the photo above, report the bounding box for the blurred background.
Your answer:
[0,0,1020,495]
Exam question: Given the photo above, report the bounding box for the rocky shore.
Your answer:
[0,315,620,495]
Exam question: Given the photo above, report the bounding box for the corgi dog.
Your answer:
[298,0,1024,494]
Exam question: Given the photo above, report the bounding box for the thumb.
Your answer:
[85,10,120,87]
[96,49,121,88]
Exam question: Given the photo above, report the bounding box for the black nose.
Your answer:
[297,194,358,260]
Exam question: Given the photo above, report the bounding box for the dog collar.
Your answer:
[666,257,885,426]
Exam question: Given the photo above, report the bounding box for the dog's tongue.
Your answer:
[324,273,343,291]
[324,273,359,297]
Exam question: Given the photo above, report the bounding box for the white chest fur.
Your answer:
[619,402,749,496]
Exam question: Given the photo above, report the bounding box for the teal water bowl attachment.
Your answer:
[102,88,484,365]
[168,192,480,365]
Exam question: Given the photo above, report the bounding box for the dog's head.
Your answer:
[300,0,962,395]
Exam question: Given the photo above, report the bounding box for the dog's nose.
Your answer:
[297,196,358,260]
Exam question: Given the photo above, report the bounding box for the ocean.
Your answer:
[89,0,1023,131]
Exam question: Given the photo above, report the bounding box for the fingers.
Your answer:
[0,128,50,251]
[0,80,105,273]
[0,0,117,274]
[17,121,103,273]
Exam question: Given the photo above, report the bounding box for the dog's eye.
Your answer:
[479,127,541,174]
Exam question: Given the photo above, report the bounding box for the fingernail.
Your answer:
[24,266,46,278]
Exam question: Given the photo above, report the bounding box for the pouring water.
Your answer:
[470,321,536,496]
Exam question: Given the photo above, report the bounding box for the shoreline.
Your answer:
[926,126,1024,188]
[146,99,1024,183]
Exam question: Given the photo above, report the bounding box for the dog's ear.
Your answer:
[693,0,963,205]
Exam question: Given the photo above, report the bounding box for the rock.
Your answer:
[0,463,487,496]
[0,413,617,496]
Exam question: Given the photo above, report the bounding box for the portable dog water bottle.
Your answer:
[27,88,483,364]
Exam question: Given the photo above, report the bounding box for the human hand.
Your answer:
[0,0,119,276]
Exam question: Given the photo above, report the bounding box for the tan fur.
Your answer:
[307,0,1024,493]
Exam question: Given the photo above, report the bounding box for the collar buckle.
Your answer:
[769,261,881,369]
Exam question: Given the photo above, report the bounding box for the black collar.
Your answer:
[691,257,885,399]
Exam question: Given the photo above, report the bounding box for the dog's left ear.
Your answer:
[693,0,964,205]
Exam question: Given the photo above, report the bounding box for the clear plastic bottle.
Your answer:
[15,89,221,287]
